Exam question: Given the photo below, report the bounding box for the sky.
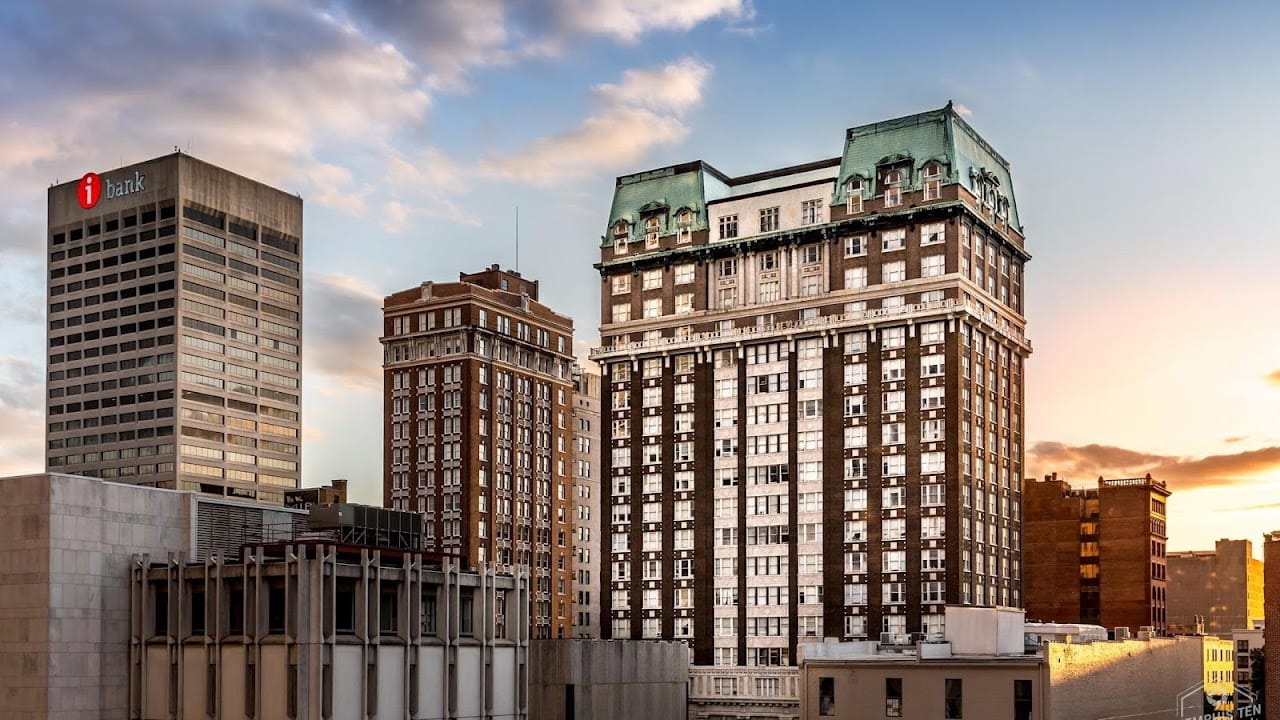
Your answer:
[1,0,1278,554]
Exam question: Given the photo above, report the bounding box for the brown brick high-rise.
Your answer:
[1022,474,1169,634]
[382,265,575,638]
[1265,531,1279,711]
[1166,538,1264,635]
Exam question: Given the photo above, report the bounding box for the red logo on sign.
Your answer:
[77,172,102,209]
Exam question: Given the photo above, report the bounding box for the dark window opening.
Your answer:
[945,678,963,719]
[819,677,835,716]
[1014,680,1032,720]
[886,677,902,717]
[190,589,206,636]
[228,588,245,635]
[336,581,357,634]
[379,589,398,635]
[267,586,286,634]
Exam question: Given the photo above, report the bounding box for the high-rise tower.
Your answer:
[593,104,1030,665]
[46,153,303,502]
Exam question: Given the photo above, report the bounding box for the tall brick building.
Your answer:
[593,104,1031,665]
[571,366,602,636]
[381,266,575,638]
[1265,531,1279,711]
[1166,538,1264,635]
[1022,474,1169,634]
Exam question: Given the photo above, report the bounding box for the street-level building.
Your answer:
[46,152,303,503]
[381,265,576,638]
[1265,531,1280,712]
[593,103,1031,666]
[1022,474,1170,634]
[571,366,602,637]
[1167,538,1265,635]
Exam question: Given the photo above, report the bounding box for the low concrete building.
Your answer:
[132,543,528,719]
[529,639,687,720]
[796,606,1236,720]
[0,472,303,720]
[686,665,800,720]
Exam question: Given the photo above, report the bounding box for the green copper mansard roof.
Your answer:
[603,102,1021,245]
[836,102,1021,230]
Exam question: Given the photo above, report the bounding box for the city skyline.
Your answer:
[2,0,1279,552]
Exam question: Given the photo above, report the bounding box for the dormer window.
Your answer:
[644,217,660,249]
[846,178,863,214]
[884,170,903,208]
[613,221,629,253]
[923,164,942,201]
[676,210,693,244]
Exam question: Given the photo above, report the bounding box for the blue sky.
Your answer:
[1,0,1278,552]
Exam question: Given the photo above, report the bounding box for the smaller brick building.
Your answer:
[1022,474,1169,634]
[1265,531,1279,714]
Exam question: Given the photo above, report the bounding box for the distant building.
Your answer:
[1266,531,1280,713]
[381,265,576,638]
[571,366,601,637]
[796,606,1233,720]
[528,639,687,720]
[46,153,304,503]
[284,477,349,509]
[1167,538,1265,635]
[1022,474,1169,634]
[1232,624,1264,687]
[0,472,305,719]
[131,537,529,719]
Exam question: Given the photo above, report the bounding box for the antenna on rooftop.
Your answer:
[515,205,520,272]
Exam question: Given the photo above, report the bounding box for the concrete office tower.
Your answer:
[571,366,602,637]
[1266,531,1279,711]
[593,104,1031,666]
[1022,474,1170,634]
[46,153,303,503]
[1167,538,1265,635]
[381,266,576,639]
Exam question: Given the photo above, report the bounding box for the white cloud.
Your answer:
[303,273,386,391]
[954,103,974,118]
[549,0,748,42]
[480,58,712,186]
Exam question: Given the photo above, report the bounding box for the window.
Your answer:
[884,170,902,207]
[719,258,738,277]
[801,199,822,225]
[883,261,906,283]
[611,303,631,323]
[844,235,866,257]
[845,178,863,213]
[921,254,945,278]
[923,164,942,200]
[801,275,824,297]
[921,222,945,245]
[819,676,836,716]
[882,229,905,252]
[644,216,660,248]
[674,263,695,284]
[642,269,662,290]
[945,679,963,719]
[675,293,694,314]
[719,287,737,309]
[676,209,693,243]
[613,221,629,251]
[802,244,822,265]
[760,207,779,233]
[845,266,867,289]
[885,678,903,717]
[719,214,739,240]
[758,281,780,302]
[642,298,661,318]
[1014,680,1033,720]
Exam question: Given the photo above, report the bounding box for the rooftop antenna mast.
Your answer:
[515,205,519,272]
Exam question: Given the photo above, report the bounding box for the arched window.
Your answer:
[923,164,942,201]
[613,221,629,253]
[883,170,903,208]
[676,210,693,244]
[644,216,660,249]
[845,178,863,214]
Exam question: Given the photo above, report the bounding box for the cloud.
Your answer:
[1265,369,1280,386]
[542,0,749,43]
[1224,435,1247,444]
[1027,441,1280,492]
[953,103,974,118]
[480,58,712,186]
[303,273,386,391]
[0,356,47,476]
